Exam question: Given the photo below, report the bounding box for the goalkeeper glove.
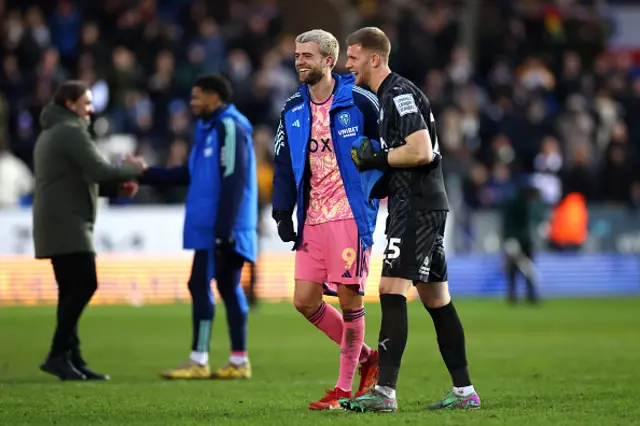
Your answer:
[350,137,388,171]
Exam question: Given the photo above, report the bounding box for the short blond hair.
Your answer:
[346,27,391,61]
[295,29,339,68]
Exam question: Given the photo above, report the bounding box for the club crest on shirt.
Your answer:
[338,112,350,127]
[336,112,358,138]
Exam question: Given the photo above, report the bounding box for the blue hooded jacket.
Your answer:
[272,73,385,249]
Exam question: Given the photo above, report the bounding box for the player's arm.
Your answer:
[215,118,248,242]
[386,93,437,168]
[62,128,142,182]
[352,87,380,140]
[138,159,190,186]
[271,110,298,243]
[387,131,434,167]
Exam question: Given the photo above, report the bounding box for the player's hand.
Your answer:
[123,154,148,172]
[118,181,139,198]
[215,236,236,258]
[351,137,388,171]
[273,211,298,246]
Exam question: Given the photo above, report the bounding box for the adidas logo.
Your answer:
[292,119,300,127]
[342,270,352,278]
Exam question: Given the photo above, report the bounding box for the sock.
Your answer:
[190,350,208,365]
[308,301,343,342]
[230,351,248,365]
[335,308,366,392]
[453,385,476,397]
[426,301,472,387]
[376,294,408,390]
[307,302,372,362]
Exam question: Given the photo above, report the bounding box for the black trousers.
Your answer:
[49,252,98,358]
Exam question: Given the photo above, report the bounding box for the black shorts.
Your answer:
[381,210,448,284]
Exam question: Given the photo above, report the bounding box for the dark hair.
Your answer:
[346,27,391,60]
[53,80,89,107]
[194,74,233,103]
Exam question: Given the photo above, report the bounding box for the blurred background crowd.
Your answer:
[1,0,639,252]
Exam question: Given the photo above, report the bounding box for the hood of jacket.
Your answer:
[39,103,88,130]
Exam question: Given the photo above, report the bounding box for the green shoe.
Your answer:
[340,389,397,412]
[427,389,481,410]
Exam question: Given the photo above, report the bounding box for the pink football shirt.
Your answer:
[305,95,354,225]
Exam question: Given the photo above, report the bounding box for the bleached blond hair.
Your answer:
[295,29,339,69]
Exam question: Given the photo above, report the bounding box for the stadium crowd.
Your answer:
[1,0,639,212]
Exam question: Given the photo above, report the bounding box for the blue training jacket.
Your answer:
[272,73,384,249]
[140,104,258,263]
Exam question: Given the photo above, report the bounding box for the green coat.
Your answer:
[32,103,142,259]
[500,187,546,245]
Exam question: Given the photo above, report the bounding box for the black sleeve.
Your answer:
[138,165,191,186]
[389,92,428,141]
[98,182,119,198]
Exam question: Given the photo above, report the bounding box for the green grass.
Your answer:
[1,298,639,425]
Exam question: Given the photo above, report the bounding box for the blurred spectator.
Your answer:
[49,0,81,68]
[0,0,637,217]
[0,136,34,208]
[532,136,563,205]
[560,145,594,200]
[599,129,634,204]
[547,192,588,252]
[462,163,491,209]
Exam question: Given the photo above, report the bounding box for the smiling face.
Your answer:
[346,43,374,88]
[294,41,331,86]
[66,90,94,123]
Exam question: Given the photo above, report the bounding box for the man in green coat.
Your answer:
[500,175,546,304]
[32,81,146,381]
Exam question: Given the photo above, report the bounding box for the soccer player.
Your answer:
[272,29,384,410]
[138,74,257,379]
[341,27,481,412]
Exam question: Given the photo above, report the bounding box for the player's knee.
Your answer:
[338,295,363,312]
[338,300,361,312]
[421,295,450,309]
[379,277,411,296]
[187,279,208,299]
[293,296,321,317]
[417,282,451,308]
[337,284,363,311]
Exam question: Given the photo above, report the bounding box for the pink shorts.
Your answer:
[294,219,371,295]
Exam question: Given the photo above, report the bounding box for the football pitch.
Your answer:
[1,298,639,425]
